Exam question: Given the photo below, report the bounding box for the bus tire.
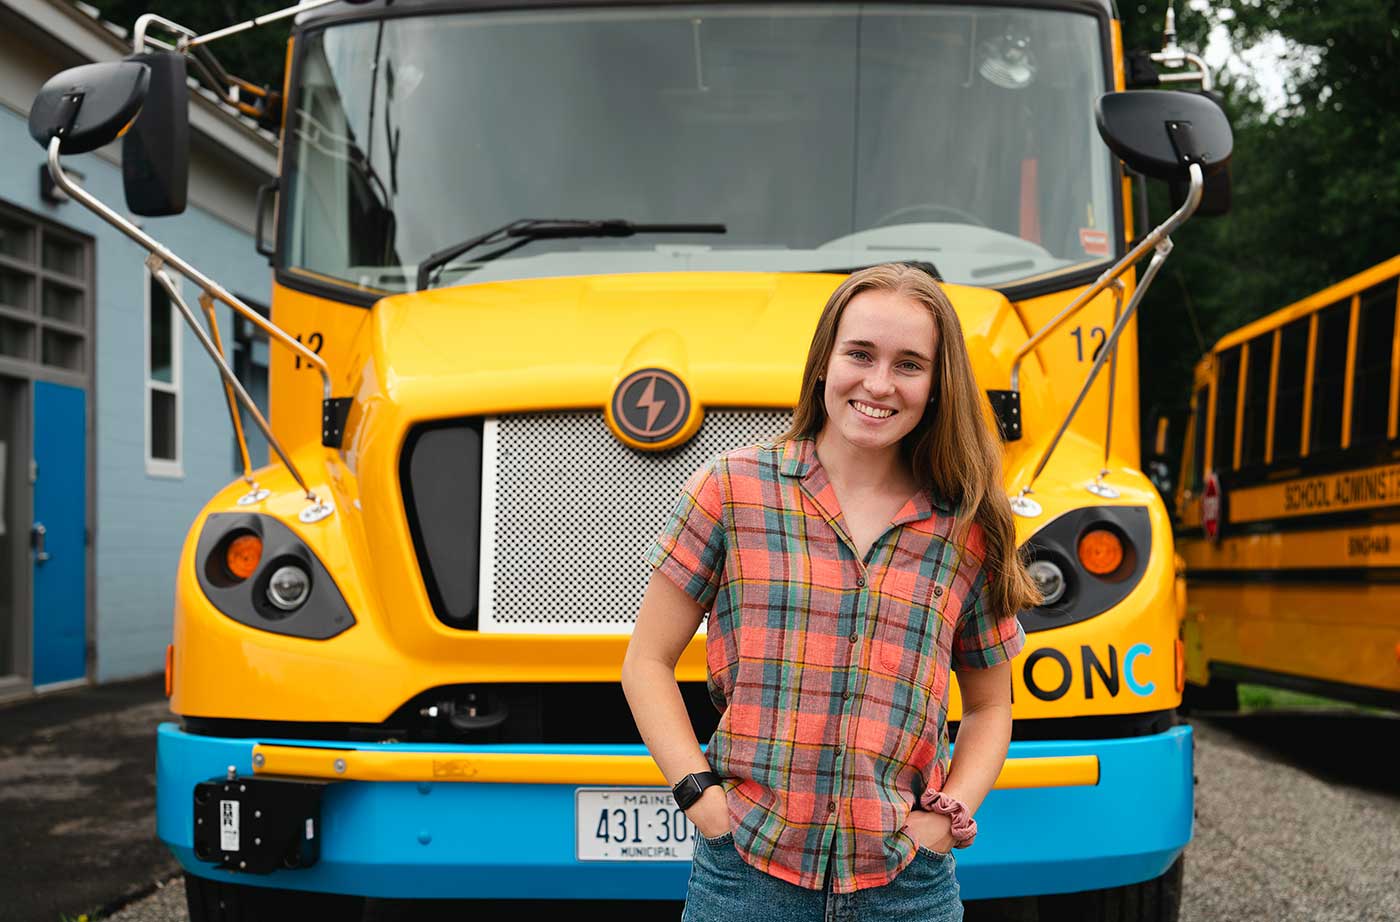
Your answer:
[1036,855,1183,922]
[184,872,365,922]
[1180,677,1239,713]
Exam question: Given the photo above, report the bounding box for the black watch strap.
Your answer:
[671,771,722,810]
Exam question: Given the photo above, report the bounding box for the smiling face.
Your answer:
[820,288,938,457]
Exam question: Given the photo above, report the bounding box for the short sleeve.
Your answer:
[644,460,727,610]
[951,568,1026,670]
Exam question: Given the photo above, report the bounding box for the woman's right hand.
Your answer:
[686,785,731,840]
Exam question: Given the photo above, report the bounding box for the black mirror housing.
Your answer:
[29,61,150,155]
[1095,89,1232,182]
[1167,91,1232,216]
[123,52,190,216]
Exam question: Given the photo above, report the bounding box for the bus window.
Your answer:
[1212,347,1241,471]
[1350,277,1399,447]
[1189,385,1208,491]
[1309,301,1351,454]
[1272,317,1310,463]
[1239,333,1274,469]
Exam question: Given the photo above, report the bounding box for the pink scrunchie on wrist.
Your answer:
[919,791,978,848]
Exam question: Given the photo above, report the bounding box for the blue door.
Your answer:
[33,380,86,687]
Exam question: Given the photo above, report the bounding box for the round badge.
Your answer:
[1201,472,1222,542]
[612,368,690,444]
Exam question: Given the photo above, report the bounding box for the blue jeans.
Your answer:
[681,831,963,922]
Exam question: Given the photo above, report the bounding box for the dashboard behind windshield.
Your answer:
[284,4,1115,293]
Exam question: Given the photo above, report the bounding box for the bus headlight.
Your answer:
[266,564,312,611]
[1018,506,1151,634]
[194,513,355,639]
[1027,560,1066,605]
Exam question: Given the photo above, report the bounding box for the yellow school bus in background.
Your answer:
[1175,255,1400,711]
[28,1,1232,918]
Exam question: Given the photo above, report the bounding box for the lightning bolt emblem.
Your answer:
[634,378,667,431]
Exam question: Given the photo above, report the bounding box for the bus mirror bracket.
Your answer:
[323,398,353,449]
[1005,86,1231,515]
[1009,165,1203,516]
[986,389,1021,442]
[36,128,340,524]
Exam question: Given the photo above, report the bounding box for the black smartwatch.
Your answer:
[671,771,723,810]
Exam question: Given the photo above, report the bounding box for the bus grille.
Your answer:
[480,409,792,633]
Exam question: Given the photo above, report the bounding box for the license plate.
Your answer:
[575,787,696,861]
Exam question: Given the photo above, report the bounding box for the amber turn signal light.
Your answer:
[225,533,263,580]
[1077,528,1124,576]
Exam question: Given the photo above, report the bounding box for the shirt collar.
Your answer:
[777,437,954,519]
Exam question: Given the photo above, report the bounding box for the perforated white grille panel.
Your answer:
[479,410,792,634]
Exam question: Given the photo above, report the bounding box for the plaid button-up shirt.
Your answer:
[646,437,1025,893]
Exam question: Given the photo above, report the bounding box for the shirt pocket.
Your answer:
[877,572,952,690]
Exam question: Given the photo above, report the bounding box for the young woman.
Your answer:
[621,263,1040,921]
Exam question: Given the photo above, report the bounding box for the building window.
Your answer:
[146,270,182,476]
[0,205,91,377]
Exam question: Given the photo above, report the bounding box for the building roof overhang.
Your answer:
[1,0,277,179]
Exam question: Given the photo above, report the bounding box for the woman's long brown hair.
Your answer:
[780,263,1041,620]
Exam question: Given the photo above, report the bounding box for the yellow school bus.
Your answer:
[1175,255,1400,711]
[28,1,1231,918]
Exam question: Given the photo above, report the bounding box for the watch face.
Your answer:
[673,777,698,809]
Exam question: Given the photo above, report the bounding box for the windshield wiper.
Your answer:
[415,218,727,290]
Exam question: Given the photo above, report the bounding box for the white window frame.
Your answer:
[144,269,183,478]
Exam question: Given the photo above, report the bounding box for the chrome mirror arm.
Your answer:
[131,13,195,53]
[45,138,331,398]
[148,261,328,523]
[1150,3,1213,91]
[1010,217,1182,394]
[45,138,334,522]
[1086,281,1126,499]
[1011,163,1205,516]
[184,0,343,49]
[197,291,268,505]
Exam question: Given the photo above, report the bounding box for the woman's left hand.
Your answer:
[904,809,955,855]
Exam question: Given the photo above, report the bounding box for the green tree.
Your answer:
[1121,2,1400,466]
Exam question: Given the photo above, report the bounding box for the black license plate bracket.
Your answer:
[192,774,330,873]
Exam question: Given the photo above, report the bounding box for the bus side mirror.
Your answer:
[29,61,150,155]
[1094,89,1232,185]
[123,52,189,217]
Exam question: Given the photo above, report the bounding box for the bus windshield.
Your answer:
[284,4,1115,293]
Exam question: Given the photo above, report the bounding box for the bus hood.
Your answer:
[359,272,1027,417]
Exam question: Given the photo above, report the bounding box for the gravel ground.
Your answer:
[104,879,187,922]
[93,711,1400,922]
[1181,712,1400,922]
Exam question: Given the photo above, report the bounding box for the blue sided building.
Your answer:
[0,0,276,697]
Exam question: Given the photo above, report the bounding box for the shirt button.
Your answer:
[934,585,944,597]
[842,689,851,699]
[828,801,836,814]
[856,576,866,587]
[834,745,842,756]
[848,632,858,643]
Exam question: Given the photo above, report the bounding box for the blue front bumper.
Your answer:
[157,722,1192,900]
